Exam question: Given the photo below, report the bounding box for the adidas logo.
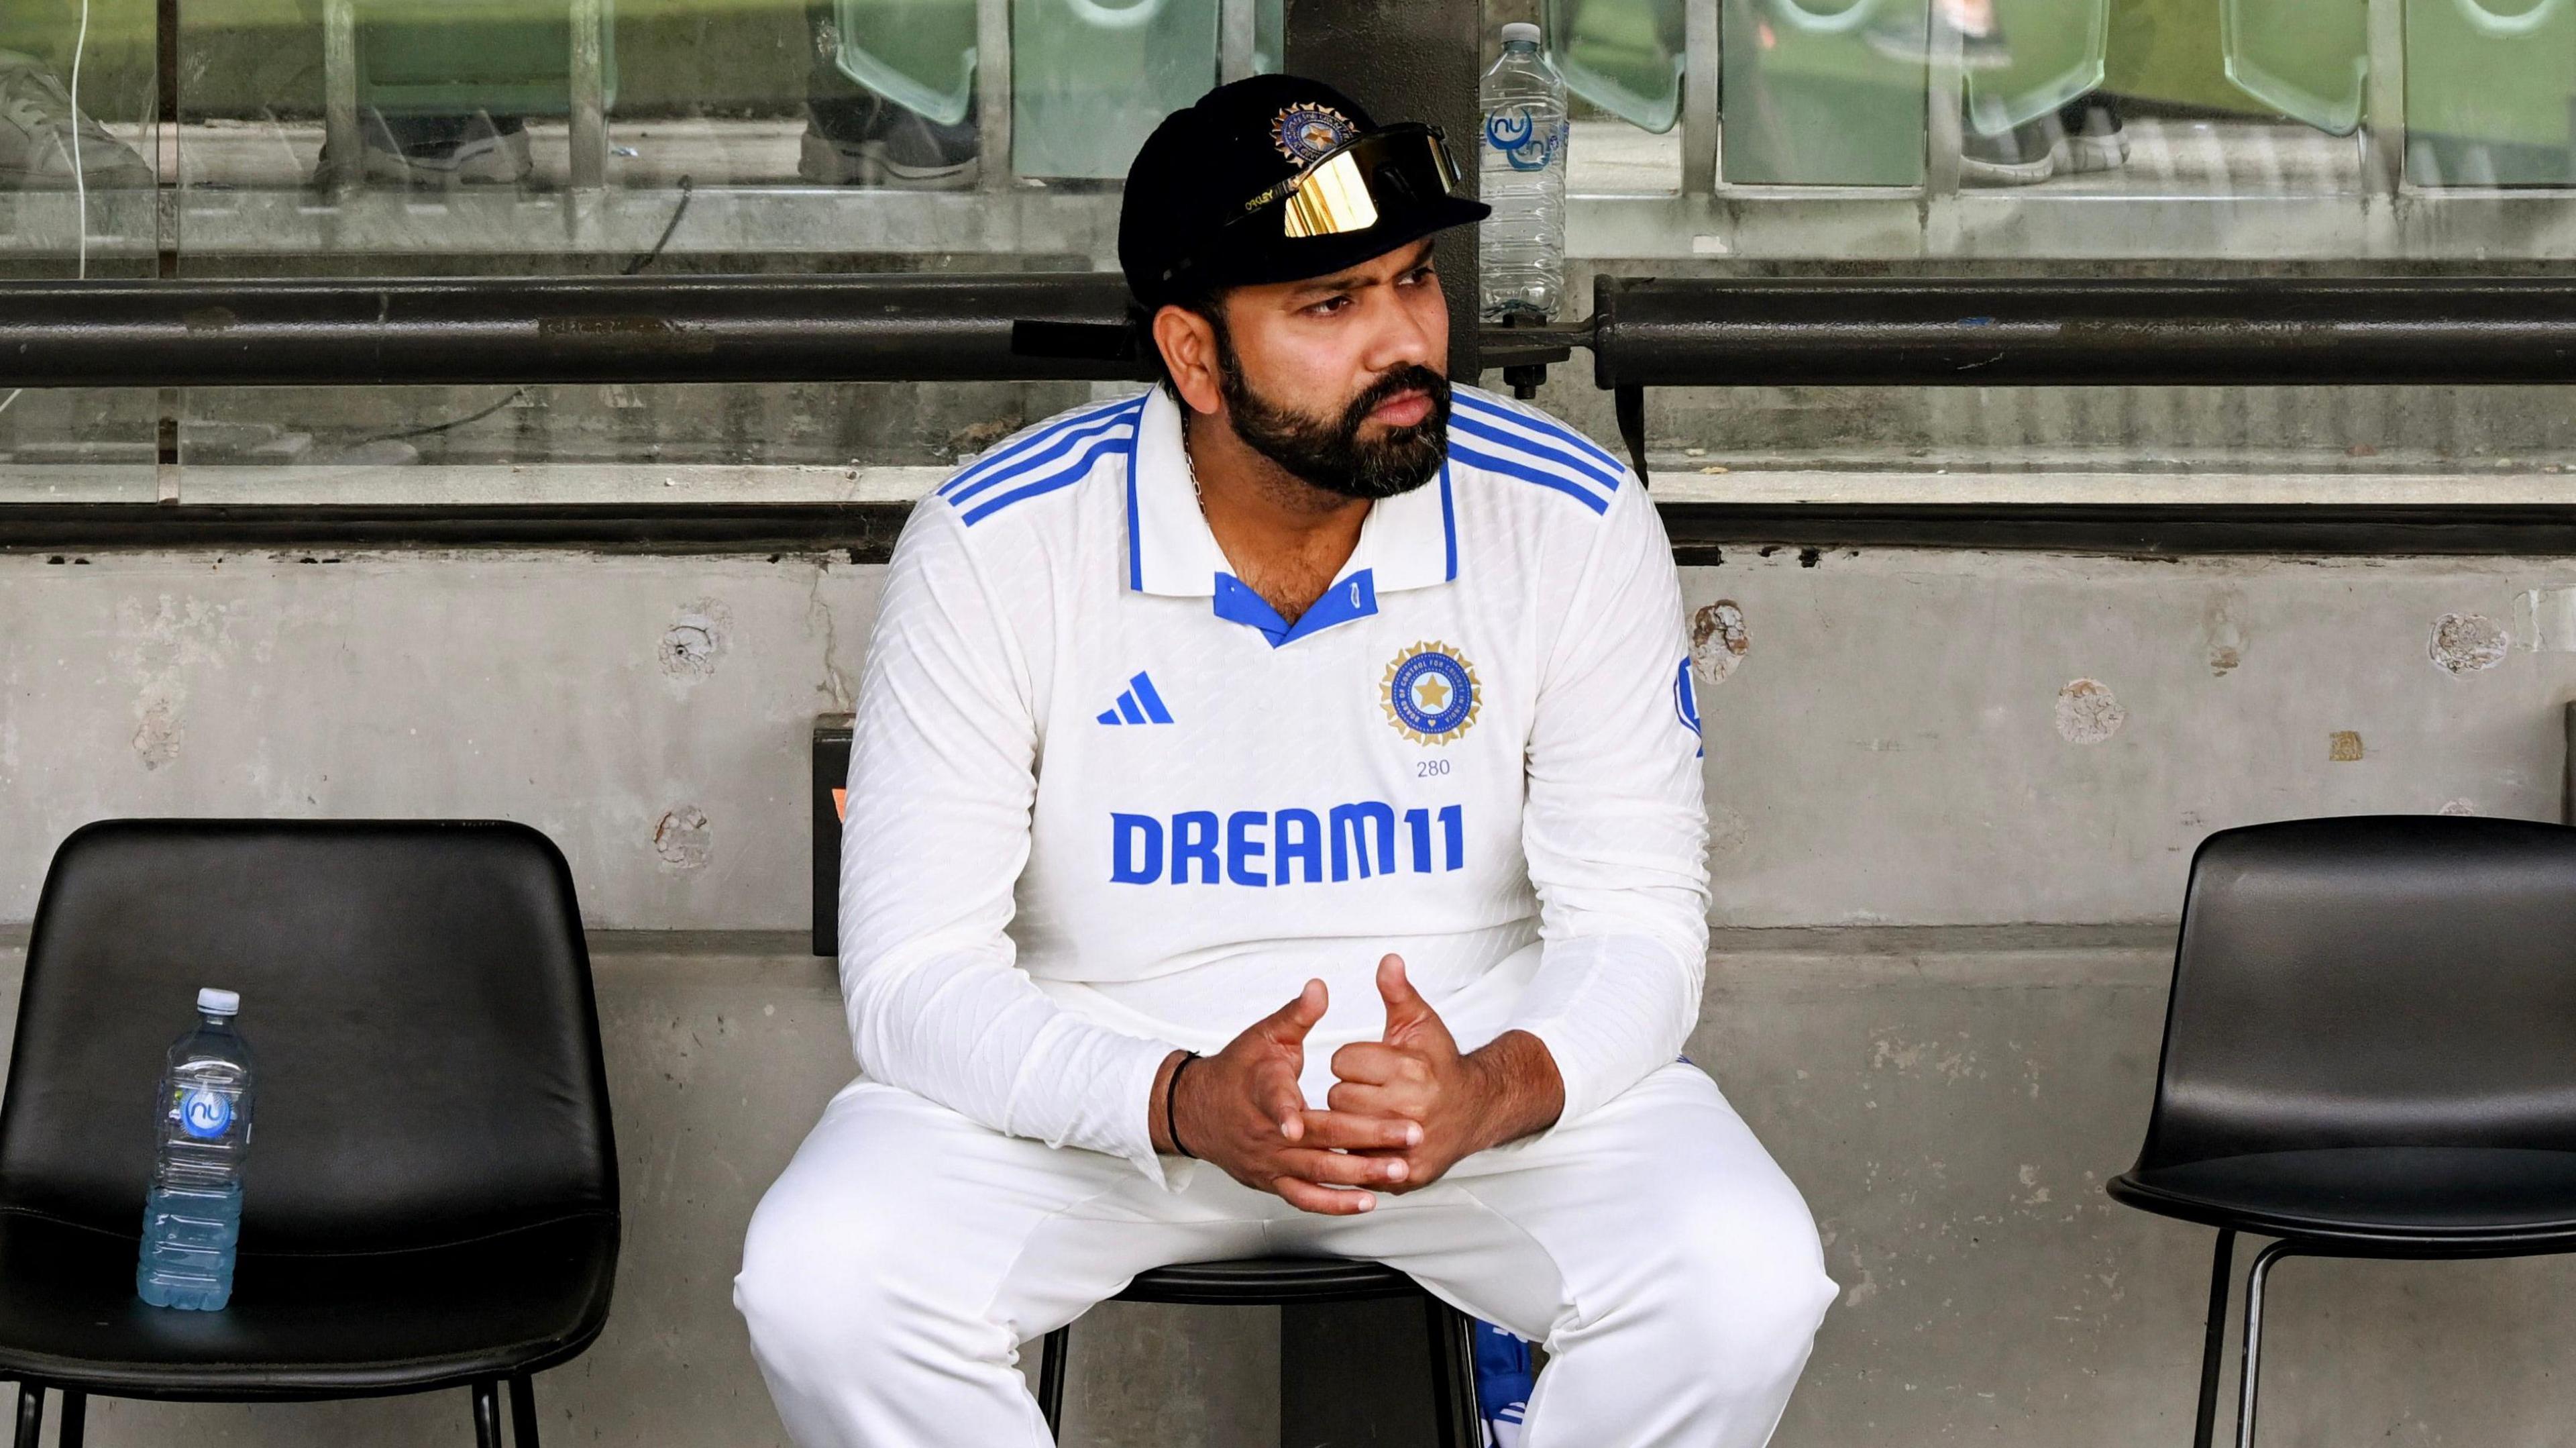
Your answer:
[1096,672,1175,726]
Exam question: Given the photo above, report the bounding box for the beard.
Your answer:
[1216,338,1450,502]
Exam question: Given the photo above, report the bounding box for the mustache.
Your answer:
[1339,366,1450,436]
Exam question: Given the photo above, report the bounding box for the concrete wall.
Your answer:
[4,542,2575,1443]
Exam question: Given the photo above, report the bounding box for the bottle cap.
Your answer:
[1501,21,1542,45]
[197,988,240,1017]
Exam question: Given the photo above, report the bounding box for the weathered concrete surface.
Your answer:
[0,552,885,929]
[6,548,2571,929]
[1682,549,2576,925]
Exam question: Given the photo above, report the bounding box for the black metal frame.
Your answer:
[1032,1262,1482,1448]
[9,1369,545,1447]
[2183,1226,2576,1447]
[8,272,2575,389]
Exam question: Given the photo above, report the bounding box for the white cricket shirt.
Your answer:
[838,382,1711,1182]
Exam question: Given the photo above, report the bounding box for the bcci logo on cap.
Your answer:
[1384,642,1480,745]
[1272,103,1356,164]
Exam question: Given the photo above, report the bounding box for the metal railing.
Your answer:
[11,271,2576,482]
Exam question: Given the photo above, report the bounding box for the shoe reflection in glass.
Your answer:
[0,48,151,191]
[800,92,979,190]
[2058,94,2129,174]
[318,108,534,189]
[1962,113,2064,187]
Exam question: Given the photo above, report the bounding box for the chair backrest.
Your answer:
[2134,815,2576,1174]
[0,820,615,1253]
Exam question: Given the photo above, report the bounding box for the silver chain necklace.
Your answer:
[1179,411,1205,512]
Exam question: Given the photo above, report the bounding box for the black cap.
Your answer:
[1119,74,1489,313]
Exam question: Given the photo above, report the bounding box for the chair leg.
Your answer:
[11,1370,39,1443]
[2190,1229,2237,1448]
[1422,1296,1483,1448]
[2235,1241,2302,1448]
[1036,1326,1070,1438]
[57,1389,83,1448]
[508,1372,539,1447]
[470,1378,503,1448]
[11,1384,39,1448]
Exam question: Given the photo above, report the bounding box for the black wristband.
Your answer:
[1165,1052,1200,1160]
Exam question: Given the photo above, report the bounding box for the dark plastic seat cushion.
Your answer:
[1120,1257,1424,1306]
[0,1209,616,1397]
[2112,1147,2576,1249]
[1,820,614,1249]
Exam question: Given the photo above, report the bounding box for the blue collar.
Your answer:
[1212,569,1381,649]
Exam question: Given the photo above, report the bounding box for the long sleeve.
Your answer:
[837,500,1178,1180]
[1503,479,1713,1129]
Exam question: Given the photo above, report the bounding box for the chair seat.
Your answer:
[2111,1147,2576,1251]
[0,1208,616,1398]
[1117,1257,1426,1306]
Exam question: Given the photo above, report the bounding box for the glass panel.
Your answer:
[0,0,162,495]
[2405,0,2576,186]
[1723,0,1927,187]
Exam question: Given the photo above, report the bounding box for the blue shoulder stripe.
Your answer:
[938,395,1141,499]
[947,409,1141,508]
[959,431,1135,526]
[1446,410,1622,497]
[1448,442,1611,515]
[1453,393,1627,478]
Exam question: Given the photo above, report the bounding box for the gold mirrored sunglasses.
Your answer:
[1227,123,1466,241]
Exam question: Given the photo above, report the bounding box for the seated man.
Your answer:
[737,74,1835,1447]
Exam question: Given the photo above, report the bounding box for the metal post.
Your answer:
[1286,0,1483,378]
[156,0,180,272]
[322,0,362,189]
[507,1372,539,1447]
[1923,0,1965,201]
[569,0,609,190]
[2563,702,2576,826]
[470,1380,503,1448]
[975,0,1014,193]
[2362,0,2407,203]
[1220,0,1260,84]
[1680,0,1719,195]
[1423,1296,1483,1448]
[2235,1241,2301,1448]
[1036,1326,1070,1433]
[2191,1229,2237,1448]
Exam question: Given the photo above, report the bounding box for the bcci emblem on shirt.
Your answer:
[1384,641,1480,745]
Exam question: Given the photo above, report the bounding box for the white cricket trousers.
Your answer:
[735,1062,1835,1448]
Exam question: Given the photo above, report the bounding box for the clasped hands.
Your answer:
[1149,953,1564,1214]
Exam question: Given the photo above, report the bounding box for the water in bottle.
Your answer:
[1480,21,1570,322]
[137,988,254,1310]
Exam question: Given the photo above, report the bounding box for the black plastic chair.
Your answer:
[0,819,619,1447]
[1034,1257,1481,1447]
[2110,815,2576,1448]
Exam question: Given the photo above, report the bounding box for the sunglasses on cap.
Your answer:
[1159,122,1469,287]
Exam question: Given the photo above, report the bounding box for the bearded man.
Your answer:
[735,74,1835,1448]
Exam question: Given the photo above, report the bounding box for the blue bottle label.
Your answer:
[1483,108,1565,172]
[179,1088,231,1139]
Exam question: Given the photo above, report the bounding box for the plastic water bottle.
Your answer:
[137,988,254,1310]
[1480,21,1570,322]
